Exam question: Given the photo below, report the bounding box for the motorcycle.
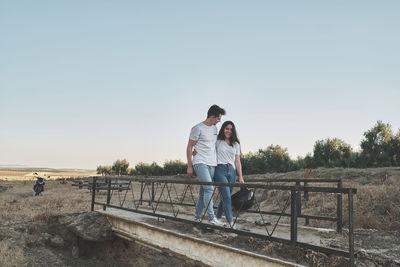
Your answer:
[33,174,46,196]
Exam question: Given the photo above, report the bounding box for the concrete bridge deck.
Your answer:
[98,207,315,266]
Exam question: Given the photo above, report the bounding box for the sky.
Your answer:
[1,1,399,169]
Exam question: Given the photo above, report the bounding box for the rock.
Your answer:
[49,235,65,247]
[255,219,271,226]
[47,215,77,242]
[47,212,113,242]
[192,226,201,235]
[242,226,250,231]
[65,212,113,242]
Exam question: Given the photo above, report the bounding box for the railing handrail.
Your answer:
[87,176,356,194]
[90,175,342,183]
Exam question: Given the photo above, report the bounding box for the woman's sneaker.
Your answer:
[209,218,224,226]
[227,222,236,229]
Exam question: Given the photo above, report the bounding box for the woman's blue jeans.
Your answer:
[214,164,236,223]
[193,163,215,220]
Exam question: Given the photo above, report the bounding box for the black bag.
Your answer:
[231,188,255,211]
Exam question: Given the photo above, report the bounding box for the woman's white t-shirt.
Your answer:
[216,140,240,169]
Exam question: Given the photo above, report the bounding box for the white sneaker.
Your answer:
[227,222,236,229]
[209,218,224,226]
[194,218,201,223]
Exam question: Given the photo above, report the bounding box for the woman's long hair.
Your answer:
[217,121,240,146]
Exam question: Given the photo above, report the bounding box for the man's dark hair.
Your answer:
[207,104,226,118]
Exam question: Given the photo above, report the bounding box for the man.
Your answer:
[187,104,226,225]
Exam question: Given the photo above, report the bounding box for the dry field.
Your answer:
[0,178,198,267]
[0,168,96,181]
[248,167,400,231]
[0,167,399,266]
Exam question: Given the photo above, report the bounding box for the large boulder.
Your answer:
[48,212,113,242]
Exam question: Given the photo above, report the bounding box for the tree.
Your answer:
[360,121,393,167]
[261,145,293,172]
[241,151,268,174]
[295,153,314,169]
[96,165,105,176]
[313,138,353,167]
[112,159,129,176]
[96,165,113,175]
[240,152,255,175]
[163,160,187,175]
[127,168,135,176]
[134,162,151,176]
[149,162,163,176]
[103,165,113,175]
[241,145,293,174]
[388,130,400,166]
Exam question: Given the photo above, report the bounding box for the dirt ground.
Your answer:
[1,167,400,266]
[0,180,201,267]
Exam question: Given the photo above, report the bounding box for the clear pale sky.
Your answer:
[1,1,399,169]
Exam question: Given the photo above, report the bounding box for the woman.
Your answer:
[214,121,244,228]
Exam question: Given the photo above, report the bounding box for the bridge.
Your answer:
[82,176,357,266]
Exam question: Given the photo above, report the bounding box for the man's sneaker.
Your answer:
[218,216,226,222]
[194,218,201,223]
[209,218,224,226]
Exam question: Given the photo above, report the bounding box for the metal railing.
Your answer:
[87,176,357,266]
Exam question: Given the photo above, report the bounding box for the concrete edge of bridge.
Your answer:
[97,209,304,267]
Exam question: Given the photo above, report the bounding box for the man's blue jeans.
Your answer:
[193,163,215,220]
[214,163,236,223]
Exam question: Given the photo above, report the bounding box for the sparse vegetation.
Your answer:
[0,239,26,267]
[97,159,188,176]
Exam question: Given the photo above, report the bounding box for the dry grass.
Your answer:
[349,176,400,230]
[0,179,93,265]
[0,180,92,224]
[249,167,400,230]
[0,239,26,266]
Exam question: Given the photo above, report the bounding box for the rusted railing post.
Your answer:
[337,180,343,233]
[348,189,354,267]
[290,189,298,242]
[296,181,302,217]
[91,177,96,211]
[139,182,144,205]
[304,181,309,225]
[105,178,111,210]
[151,181,155,206]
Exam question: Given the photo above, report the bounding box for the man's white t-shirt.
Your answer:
[216,140,241,169]
[189,122,218,166]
